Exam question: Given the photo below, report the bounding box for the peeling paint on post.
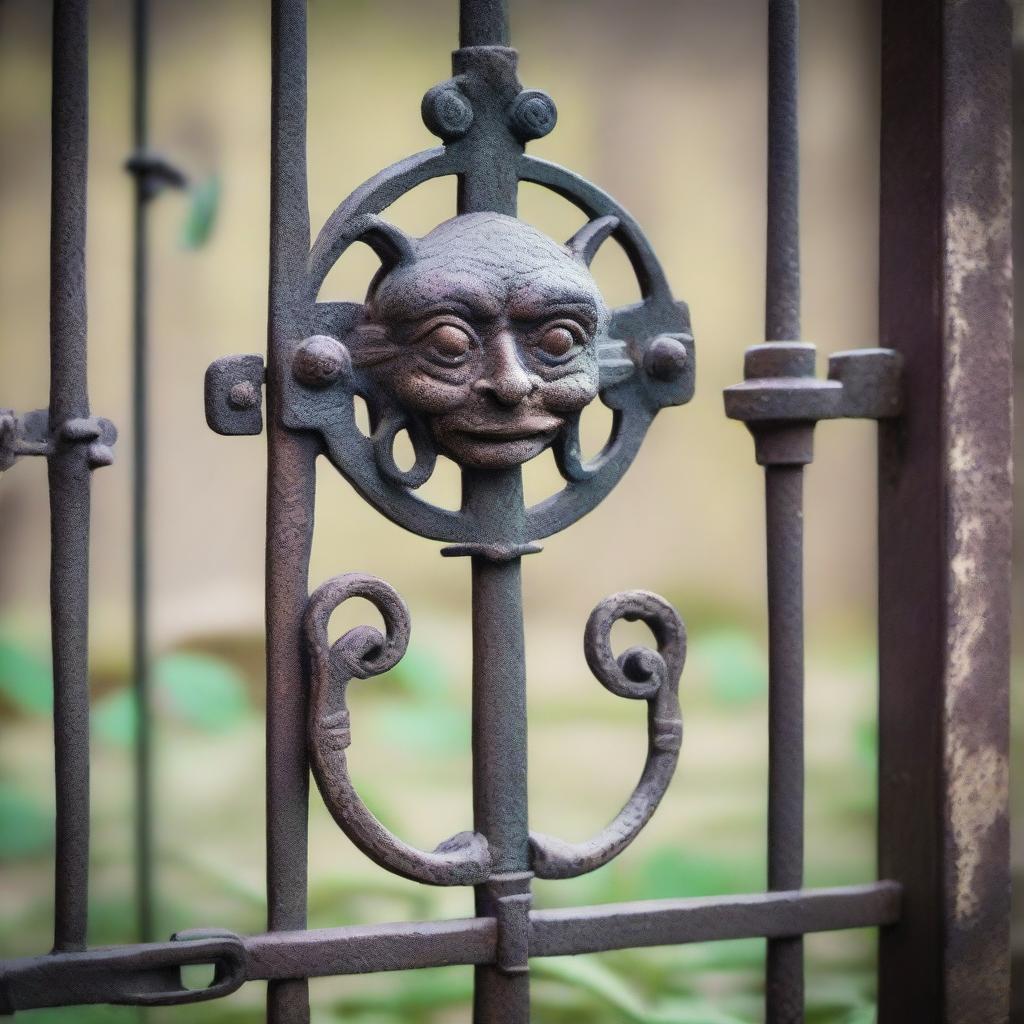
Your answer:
[878,1,1012,1021]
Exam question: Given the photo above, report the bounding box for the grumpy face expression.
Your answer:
[352,213,614,470]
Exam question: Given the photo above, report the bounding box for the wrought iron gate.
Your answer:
[0,1,1012,1022]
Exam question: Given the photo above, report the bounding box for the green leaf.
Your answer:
[92,688,136,747]
[0,635,52,715]
[383,643,451,698]
[0,783,51,860]
[631,847,761,901]
[697,628,765,705]
[534,956,750,1024]
[369,701,468,755]
[156,651,249,731]
[180,175,220,249]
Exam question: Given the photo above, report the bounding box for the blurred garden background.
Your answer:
[0,1,1019,1022]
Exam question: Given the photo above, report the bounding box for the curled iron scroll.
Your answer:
[529,590,685,879]
[303,573,490,886]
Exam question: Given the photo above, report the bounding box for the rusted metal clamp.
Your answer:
[478,872,532,976]
[0,931,246,1014]
[0,409,117,473]
[723,343,902,465]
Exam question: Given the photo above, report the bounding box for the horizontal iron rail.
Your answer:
[0,883,900,1011]
[247,881,900,977]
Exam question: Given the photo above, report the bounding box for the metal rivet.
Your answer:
[421,84,474,142]
[292,335,350,388]
[228,380,260,410]
[644,335,689,383]
[507,90,557,141]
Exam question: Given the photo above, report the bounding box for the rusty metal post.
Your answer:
[877,0,1012,1020]
[266,1,315,1022]
[49,0,93,955]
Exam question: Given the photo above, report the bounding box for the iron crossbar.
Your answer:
[0,883,900,1012]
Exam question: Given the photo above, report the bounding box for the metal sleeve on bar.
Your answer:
[266,1,315,1021]
[49,0,92,955]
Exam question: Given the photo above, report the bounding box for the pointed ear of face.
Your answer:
[350,215,417,276]
[565,215,620,267]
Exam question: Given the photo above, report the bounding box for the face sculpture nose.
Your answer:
[474,331,535,407]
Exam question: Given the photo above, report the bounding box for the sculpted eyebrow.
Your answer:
[509,297,599,325]
[387,289,504,323]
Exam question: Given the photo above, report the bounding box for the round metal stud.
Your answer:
[507,90,558,141]
[292,335,351,388]
[421,83,475,142]
[227,380,260,411]
[644,335,689,383]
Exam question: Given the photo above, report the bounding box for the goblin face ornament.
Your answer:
[351,211,617,470]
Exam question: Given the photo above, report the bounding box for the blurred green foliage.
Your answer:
[0,614,881,1023]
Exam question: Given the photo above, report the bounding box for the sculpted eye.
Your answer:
[533,321,587,362]
[422,323,473,364]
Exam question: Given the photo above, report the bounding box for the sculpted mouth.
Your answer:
[453,420,560,443]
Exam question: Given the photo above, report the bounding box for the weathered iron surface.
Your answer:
[0,882,901,1010]
[0,934,246,1012]
[877,0,1013,1021]
[5,0,1015,1020]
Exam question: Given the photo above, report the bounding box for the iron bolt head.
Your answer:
[228,380,261,411]
[507,90,557,141]
[644,335,689,383]
[293,335,351,388]
[421,84,475,141]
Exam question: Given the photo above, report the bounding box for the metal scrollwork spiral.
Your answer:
[528,590,686,879]
[303,573,490,886]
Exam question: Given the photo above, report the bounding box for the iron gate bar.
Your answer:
[241,881,902,978]
[129,0,153,946]
[0,881,900,1010]
[266,1,315,1023]
[49,0,94,955]
[765,2,804,1020]
[876,0,1012,1020]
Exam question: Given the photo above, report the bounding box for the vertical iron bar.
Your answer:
[49,0,91,955]
[459,0,508,47]
[267,1,314,1021]
[764,464,804,1024]
[465,471,530,1024]
[764,2,803,1021]
[766,0,800,343]
[130,0,154,946]
[877,1,1012,1020]
[457,7,527,1017]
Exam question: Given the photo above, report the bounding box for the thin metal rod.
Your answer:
[266,1,315,1021]
[49,0,92,955]
[459,0,509,47]
[766,0,800,342]
[764,2,804,1018]
[764,464,805,1024]
[130,0,154,946]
